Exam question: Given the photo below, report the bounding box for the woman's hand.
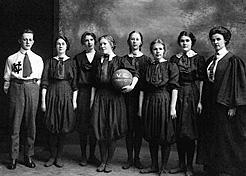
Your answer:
[73,101,77,110]
[41,102,46,112]
[121,85,134,93]
[228,108,236,118]
[197,102,202,114]
[137,106,142,117]
[170,107,177,119]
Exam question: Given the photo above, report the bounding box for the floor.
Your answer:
[0,136,204,176]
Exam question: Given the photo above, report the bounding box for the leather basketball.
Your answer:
[112,69,133,90]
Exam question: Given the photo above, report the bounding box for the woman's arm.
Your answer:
[138,91,144,117]
[197,81,203,114]
[41,88,47,112]
[73,90,78,110]
[90,87,96,108]
[170,89,178,119]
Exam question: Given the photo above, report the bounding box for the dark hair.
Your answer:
[127,31,143,52]
[98,35,116,50]
[177,31,196,46]
[55,35,70,50]
[150,38,166,55]
[80,31,97,45]
[209,26,231,46]
[19,28,34,39]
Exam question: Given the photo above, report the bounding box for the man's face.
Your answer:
[19,33,34,50]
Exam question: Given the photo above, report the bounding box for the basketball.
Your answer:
[112,69,133,90]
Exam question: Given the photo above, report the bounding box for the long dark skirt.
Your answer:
[208,104,246,175]
[176,83,199,140]
[124,90,142,131]
[44,80,76,134]
[142,90,175,144]
[92,88,127,141]
[76,85,92,134]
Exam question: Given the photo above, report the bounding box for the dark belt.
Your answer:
[12,78,38,84]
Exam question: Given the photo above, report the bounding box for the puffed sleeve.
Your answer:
[168,62,180,90]
[41,58,50,89]
[196,55,206,81]
[217,55,246,107]
[169,55,178,64]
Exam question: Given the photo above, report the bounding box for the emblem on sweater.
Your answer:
[12,61,22,74]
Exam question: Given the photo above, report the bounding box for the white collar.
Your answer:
[128,51,143,58]
[20,48,32,55]
[176,50,197,58]
[159,58,167,63]
[54,55,70,61]
[216,47,228,57]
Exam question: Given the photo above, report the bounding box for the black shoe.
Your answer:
[134,158,143,169]
[122,160,133,169]
[79,157,87,166]
[44,157,55,167]
[96,163,106,172]
[104,163,113,173]
[87,155,100,166]
[140,166,159,174]
[55,158,64,168]
[7,159,17,170]
[24,156,36,168]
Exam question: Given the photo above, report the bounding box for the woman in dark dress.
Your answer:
[200,26,246,176]
[41,36,78,167]
[140,39,179,175]
[121,31,150,170]
[169,31,206,176]
[74,31,100,166]
[91,35,139,173]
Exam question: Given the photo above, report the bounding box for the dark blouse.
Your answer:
[92,55,139,89]
[121,54,150,90]
[170,54,206,84]
[143,60,179,92]
[41,57,77,91]
[73,50,100,87]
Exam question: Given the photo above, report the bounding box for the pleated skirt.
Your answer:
[44,80,75,134]
[142,89,175,144]
[92,88,127,141]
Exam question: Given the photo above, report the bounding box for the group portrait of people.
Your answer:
[3,26,246,176]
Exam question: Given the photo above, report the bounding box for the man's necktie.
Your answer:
[57,57,64,78]
[101,54,109,82]
[23,53,32,78]
[208,56,217,81]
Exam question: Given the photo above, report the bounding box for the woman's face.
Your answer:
[129,32,142,51]
[99,38,112,54]
[210,33,226,51]
[56,38,67,54]
[152,43,165,60]
[84,35,95,51]
[179,35,192,52]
